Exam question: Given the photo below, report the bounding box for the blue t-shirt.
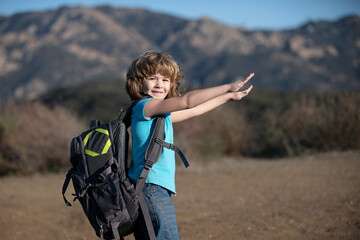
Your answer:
[128,98,176,193]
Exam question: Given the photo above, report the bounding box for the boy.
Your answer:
[126,51,253,239]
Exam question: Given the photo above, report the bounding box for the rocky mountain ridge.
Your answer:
[0,6,359,99]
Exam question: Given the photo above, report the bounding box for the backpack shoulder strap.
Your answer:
[135,115,189,194]
[138,192,157,239]
[118,100,138,122]
[118,95,151,125]
[146,115,189,167]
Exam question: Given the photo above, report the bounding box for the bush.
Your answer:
[280,92,360,155]
[0,100,84,175]
[2,84,359,175]
[174,106,252,160]
[174,90,360,159]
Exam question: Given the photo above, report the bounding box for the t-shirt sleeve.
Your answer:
[132,98,152,121]
[132,98,172,120]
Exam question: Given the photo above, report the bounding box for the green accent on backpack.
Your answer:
[83,128,111,157]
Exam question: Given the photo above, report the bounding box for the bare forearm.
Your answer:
[181,84,231,109]
[172,85,254,123]
[181,73,254,109]
[192,93,230,116]
[172,93,231,123]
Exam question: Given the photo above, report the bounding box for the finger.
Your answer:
[242,73,255,85]
[245,85,253,93]
[241,85,253,96]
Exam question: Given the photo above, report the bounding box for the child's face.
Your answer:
[143,73,171,99]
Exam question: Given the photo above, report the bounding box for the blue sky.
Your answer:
[0,0,359,30]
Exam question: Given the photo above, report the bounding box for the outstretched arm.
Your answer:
[144,73,254,118]
[172,85,253,123]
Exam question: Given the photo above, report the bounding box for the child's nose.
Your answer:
[155,80,163,87]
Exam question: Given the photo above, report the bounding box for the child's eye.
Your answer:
[163,78,170,82]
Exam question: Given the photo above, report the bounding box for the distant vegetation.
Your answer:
[0,100,82,175]
[0,79,359,176]
[175,90,360,159]
[39,79,131,122]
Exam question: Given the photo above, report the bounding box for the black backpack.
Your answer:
[62,99,189,240]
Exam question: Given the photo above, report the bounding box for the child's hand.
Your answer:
[229,73,254,92]
[230,85,253,101]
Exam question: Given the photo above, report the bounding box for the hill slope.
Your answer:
[0,6,359,99]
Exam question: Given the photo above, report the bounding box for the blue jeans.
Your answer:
[134,183,179,240]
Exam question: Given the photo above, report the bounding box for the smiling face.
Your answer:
[142,73,171,99]
[126,51,183,100]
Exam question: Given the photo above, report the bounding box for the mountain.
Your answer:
[0,6,359,100]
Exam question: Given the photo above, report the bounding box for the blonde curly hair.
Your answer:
[126,51,183,100]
